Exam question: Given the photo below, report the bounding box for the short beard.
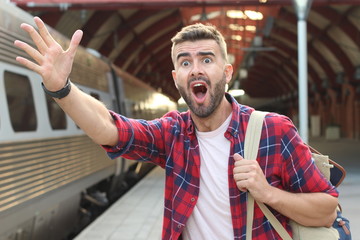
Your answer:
[178,74,226,118]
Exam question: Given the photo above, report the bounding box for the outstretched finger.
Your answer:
[20,23,48,55]
[15,56,42,74]
[34,16,57,48]
[67,29,83,57]
[14,40,44,64]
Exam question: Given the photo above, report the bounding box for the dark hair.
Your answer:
[171,23,228,63]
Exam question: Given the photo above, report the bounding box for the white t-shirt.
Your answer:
[183,114,233,240]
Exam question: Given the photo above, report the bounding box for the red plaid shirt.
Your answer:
[103,93,338,240]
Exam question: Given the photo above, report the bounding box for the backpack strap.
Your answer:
[244,111,268,161]
[245,110,292,240]
[244,111,267,239]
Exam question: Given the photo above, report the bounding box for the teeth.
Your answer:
[194,83,204,87]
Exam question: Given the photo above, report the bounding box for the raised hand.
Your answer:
[14,16,83,92]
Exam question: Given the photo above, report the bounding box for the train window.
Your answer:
[4,71,37,132]
[45,94,66,129]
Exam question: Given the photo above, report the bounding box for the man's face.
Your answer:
[172,39,233,118]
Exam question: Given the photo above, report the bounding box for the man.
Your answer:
[14,17,338,239]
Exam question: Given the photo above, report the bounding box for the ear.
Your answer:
[172,70,179,89]
[224,64,233,84]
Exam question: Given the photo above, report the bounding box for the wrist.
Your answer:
[263,185,280,206]
[42,78,72,99]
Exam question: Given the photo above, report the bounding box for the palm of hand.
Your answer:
[14,16,83,91]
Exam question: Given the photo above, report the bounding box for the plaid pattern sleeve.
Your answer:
[102,110,174,168]
[262,113,338,197]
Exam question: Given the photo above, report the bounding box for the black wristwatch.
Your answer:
[41,78,72,99]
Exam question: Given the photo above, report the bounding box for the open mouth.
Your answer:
[191,82,208,103]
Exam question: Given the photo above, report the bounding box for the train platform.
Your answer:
[74,166,164,240]
[74,138,360,240]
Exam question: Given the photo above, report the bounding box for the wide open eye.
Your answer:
[203,58,212,64]
[181,60,190,67]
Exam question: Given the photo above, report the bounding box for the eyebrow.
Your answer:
[198,51,215,57]
[176,52,190,61]
[176,51,215,61]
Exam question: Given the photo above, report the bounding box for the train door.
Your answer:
[104,67,130,202]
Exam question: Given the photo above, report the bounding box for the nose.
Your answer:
[190,61,204,77]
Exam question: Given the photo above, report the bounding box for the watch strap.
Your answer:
[42,78,71,99]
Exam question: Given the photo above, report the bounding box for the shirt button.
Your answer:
[177,224,182,229]
[190,197,195,202]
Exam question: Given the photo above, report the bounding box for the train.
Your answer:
[0,2,177,240]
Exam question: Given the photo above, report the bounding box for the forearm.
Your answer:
[55,83,118,146]
[265,186,338,227]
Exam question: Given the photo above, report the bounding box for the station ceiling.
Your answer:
[11,0,360,103]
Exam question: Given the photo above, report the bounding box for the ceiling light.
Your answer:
[190,14,201,22]
[227,10,246,19]
[227,54,235,64]
[245,25,257,32]
[245,10,263,20]
[239,69,248,79]
[229,89,245,97]
[207,11,221,19]
[190,11,221,22]
[229,24,244,31]
[228,24,256,32]
[231,35,242,41]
